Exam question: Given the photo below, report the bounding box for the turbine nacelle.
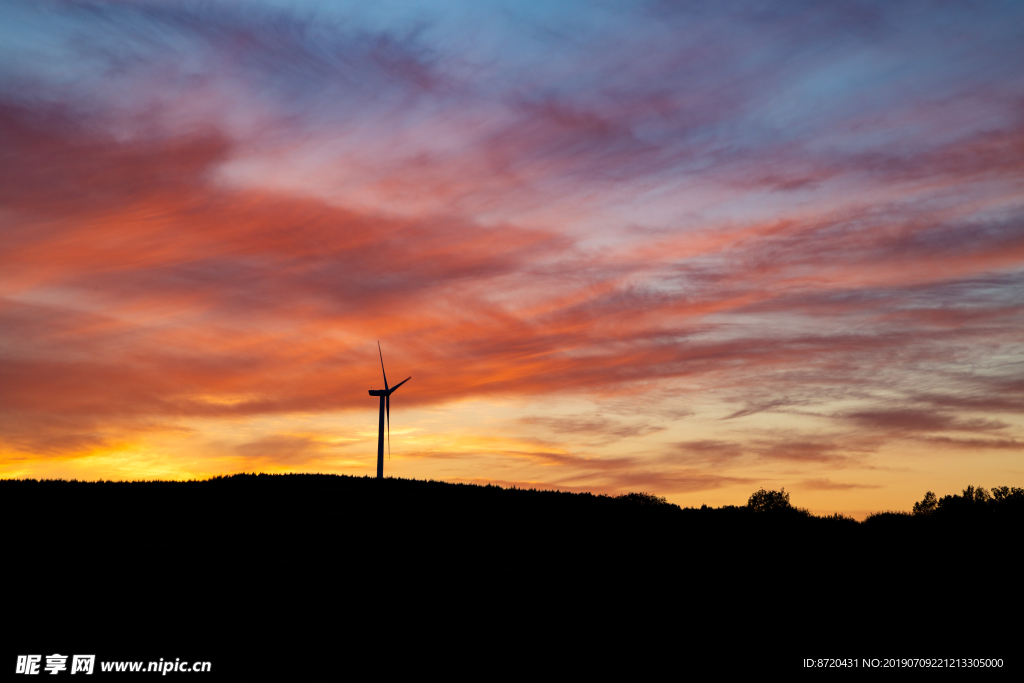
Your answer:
[368,376,410,397]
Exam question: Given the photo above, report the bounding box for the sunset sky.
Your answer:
[2,0,1023,516]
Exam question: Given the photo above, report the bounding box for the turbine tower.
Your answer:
[368,342,410,479]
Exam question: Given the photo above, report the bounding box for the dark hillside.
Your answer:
[5,475,1019,678]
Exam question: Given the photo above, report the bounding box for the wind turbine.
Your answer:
[368,342,410,479]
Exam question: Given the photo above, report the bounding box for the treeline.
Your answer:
[910,484,1024,516]
[4,473,1022,524]
[742,483,1024,524]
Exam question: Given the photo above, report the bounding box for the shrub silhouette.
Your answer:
[747,487,791,513]
[616,491,670,507]
[820,512,856,522]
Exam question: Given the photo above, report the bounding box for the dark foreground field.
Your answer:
[5,474,1020,679]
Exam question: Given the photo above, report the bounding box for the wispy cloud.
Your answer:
[519,415,664,443]
[842,409,1009,434]
[798,478,880,491]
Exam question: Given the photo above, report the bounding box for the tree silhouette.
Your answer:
[747,487,791,513]
[962,484,992,503]
[907,484,1024,519]
[992,486,1024,502]
[912,491,937,516]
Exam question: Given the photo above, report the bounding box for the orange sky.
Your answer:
[2,1,1023,517]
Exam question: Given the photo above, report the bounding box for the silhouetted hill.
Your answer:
[6,474,1019,679]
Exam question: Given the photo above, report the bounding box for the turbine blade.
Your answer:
[378,341,389,391]
[388,376,411,394]
[386,393,390,460]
